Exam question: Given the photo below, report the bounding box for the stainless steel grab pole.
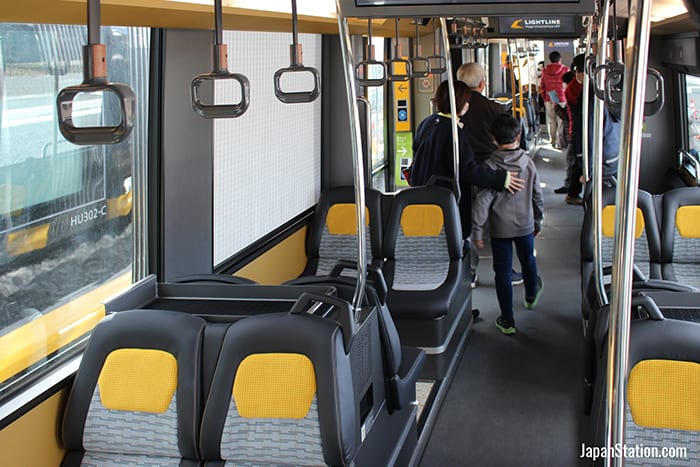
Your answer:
[440,18,461,202]
[336,1,367,314]
[592,4,611,309]
[604,0,653,463]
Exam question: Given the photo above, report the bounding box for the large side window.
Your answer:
[368,35,388,191]
[686,74,700,159]
[0,24,149,399]
[213,31,322,265]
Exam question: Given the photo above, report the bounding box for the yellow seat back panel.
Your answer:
[326,204,369,235]
[233,353,316,419]
[628,359,700,431]
[98,348,177,414]
[400,205,444,237]
[676,206,700,238]
[601,206,644,239]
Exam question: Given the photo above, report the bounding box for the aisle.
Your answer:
[419,146,587,467]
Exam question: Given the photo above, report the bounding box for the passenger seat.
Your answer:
[661,187,700,288]
[382,184,471,379]
[589,315,700,463]
[302,186,383,277]
[199,311,361,466]
[61,309,207,467]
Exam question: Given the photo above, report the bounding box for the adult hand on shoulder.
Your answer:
[507,172,525,194]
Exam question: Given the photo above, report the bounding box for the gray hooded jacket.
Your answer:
[472,148,544,241]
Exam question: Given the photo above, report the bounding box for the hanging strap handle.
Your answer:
[427,19,447,74]
[475,26,489,49]
[584,53,596,78]
[386,18,412,82]
[191,0,250,118]
[56,0,135,145]
[409,19,430,79]
[604,67,665,117]
[591,62,617,101]
[355,19,387,87]
[274,0,321,103]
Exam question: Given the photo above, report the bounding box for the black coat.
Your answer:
[461,91,508,162]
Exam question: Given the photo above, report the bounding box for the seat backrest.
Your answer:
[382,185,462,291]
[61,309,206,467]
[592,319,700,460]
[580,188,661,322]
[303,186,383,276]
[581,187,661,281]
[199,312,359,466]
[284,269,417,412]
[661,187,700,287]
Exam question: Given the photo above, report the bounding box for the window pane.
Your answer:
[368,35,387,188]
[213,31,322,264]
[687,74,700,159]
[0,24,149,398]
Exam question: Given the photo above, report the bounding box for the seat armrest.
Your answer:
[387,345,426,413]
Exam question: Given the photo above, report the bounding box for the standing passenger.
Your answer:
[540,51,569,149]
[472,113,544,335]
[457,62,524,287]
[410,81,525,288]
[457,62,508,163]
[554,71,576,194]
[565,54,621,205]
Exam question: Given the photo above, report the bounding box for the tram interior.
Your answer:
[0,0,699,465]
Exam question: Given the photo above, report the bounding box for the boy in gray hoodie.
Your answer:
[473,113,544,335]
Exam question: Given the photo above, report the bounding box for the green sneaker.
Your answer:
[496,317,516,335]
[524,276,544,310]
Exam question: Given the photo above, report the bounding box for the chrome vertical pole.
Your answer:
[592,4,610,308]
[335,1,367,313]
[604,0,652,463]
[440,17,461,201]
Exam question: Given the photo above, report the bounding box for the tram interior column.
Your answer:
[161,29,215,280]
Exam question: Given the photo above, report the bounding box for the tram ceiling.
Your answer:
[0,0,692,36]
[0,0,416,35]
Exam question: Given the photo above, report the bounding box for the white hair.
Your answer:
[457,63,485,89]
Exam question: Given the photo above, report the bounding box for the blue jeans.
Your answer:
[491,233,539,323]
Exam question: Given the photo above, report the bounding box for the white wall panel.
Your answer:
[213,31,322,265]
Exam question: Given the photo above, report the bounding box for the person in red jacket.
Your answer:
[539,51,569,149]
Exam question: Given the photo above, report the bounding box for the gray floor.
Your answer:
[419,144,588,467]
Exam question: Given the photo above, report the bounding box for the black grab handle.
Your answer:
[355,19,387,87]
[191,51,250,119]
[274,60,321,103]
[56,0,135,145]
[274,0,321,104]
[191,0,250,118]
[290,292,355,351]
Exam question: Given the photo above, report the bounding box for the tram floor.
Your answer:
[418,145,588,467]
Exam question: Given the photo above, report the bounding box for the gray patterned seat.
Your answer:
[661,187,700,288]
[302,186,383,277]
[580,188,665,323]
[61,309,207,467]
[382,185,471,379]
[590,318,700,466]
[199,312,360,466]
